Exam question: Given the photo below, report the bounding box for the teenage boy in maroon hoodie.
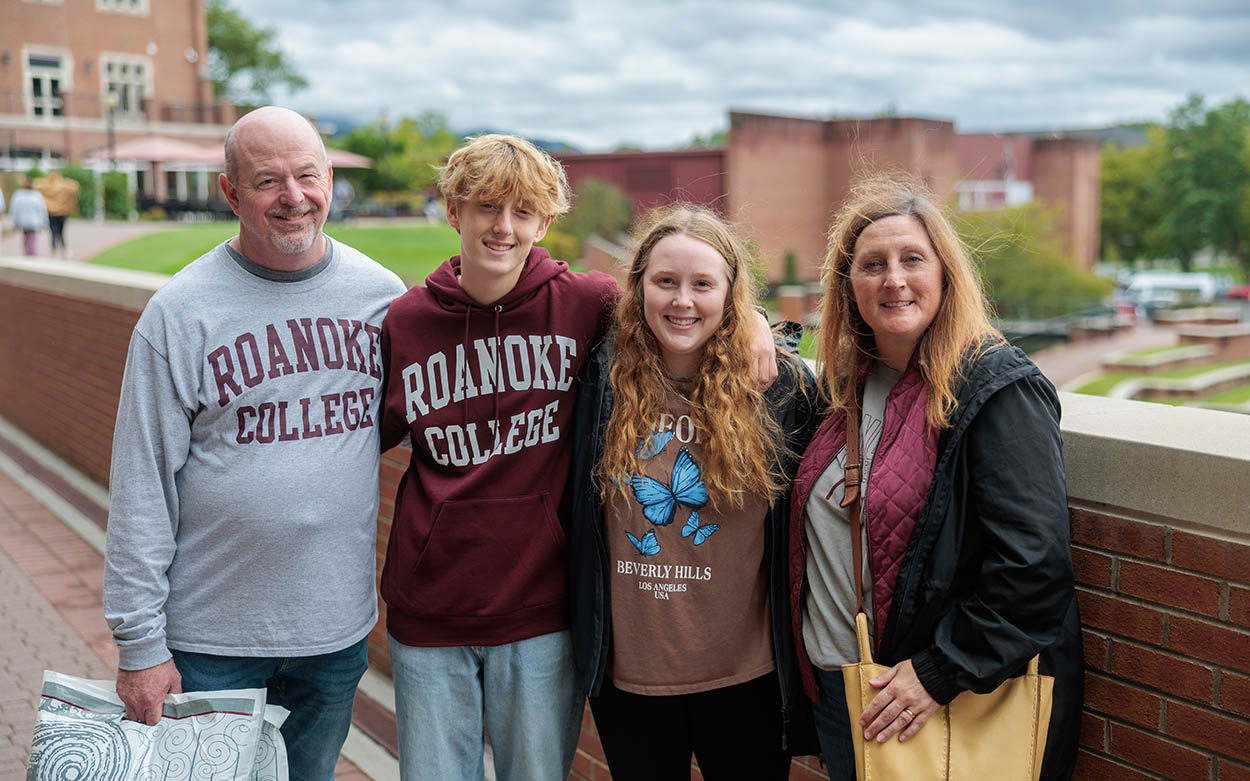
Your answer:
[378,134,776,780]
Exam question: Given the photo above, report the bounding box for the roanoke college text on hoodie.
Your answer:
[379,248,619,646]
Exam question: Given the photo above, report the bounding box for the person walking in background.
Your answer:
[36,170,80,257]
[8,175,48,256]
[567,206,821,780]
[103,106,406,780]
[792,173,1082,780]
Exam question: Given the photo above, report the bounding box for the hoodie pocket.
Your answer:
[399,493,567,618]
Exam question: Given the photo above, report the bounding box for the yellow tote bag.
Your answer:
[840,613,1054,780]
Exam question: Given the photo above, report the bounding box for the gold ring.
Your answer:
[902,707,916,721]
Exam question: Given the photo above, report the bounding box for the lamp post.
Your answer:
[105,90,118,169]
[95,91,118,223]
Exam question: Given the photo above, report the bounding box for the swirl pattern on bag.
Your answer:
[28,671,290,781]
[29,718,132,781]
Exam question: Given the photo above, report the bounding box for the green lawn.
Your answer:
[1072,360,1250,396]
[1197,383,1250,404]
[89,222,464,285]
[798,328,817,360]
[1120,343,1192,359]
[90,224,238,275]
[1073,372,1136,396]
[1157,360,1250,379]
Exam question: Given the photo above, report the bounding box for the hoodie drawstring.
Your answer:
[459,303,506,455]
[461,306,472,430]
[493,304,503,444]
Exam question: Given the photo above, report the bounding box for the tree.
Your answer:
[206,0,308,105]
[957,203,1112,320]
[1158,95,1250,276]
[333,111,459,197]
[1100,126,1168,264]
[563,178,634,242]
[687,129,727,148]
[539,178,634,262]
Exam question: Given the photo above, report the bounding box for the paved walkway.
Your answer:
[1030,323,1179,390]
[0,459,371,780]
[1,218,179,262]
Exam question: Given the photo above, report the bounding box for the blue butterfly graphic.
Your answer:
[629,447,708,526]
[635,431,674,460]
[625,529,661,556]
[681,511,720,545]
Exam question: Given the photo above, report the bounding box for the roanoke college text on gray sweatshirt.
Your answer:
[103,239,406,670]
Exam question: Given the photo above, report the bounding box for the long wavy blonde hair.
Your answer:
[598,205,784,508]
[819,173,1004,428]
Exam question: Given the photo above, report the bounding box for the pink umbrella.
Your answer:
[86,136,373,169]
[86,135,224,163]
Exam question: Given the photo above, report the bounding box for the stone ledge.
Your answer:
[1060,392,1250,537]
[1154,306,1243,326]
[0,258,167,311]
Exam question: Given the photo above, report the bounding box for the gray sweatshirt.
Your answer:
[103,239,406,670]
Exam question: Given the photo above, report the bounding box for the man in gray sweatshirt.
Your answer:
[103,106,406,780]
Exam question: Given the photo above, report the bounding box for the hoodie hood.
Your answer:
[424,246,568,313]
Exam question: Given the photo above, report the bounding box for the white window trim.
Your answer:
[21,45,73,121]
[99,52,155,118]
[95,0,149,16]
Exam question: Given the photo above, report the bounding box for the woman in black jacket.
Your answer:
[791,173,1082,780]
[566,205,820,779]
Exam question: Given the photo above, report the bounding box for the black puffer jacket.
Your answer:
[566,324,821,755]
[885,345,1083,781]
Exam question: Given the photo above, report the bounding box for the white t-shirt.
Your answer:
[802,361,901,669]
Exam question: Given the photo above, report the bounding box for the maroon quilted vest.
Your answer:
[788,363,938,700]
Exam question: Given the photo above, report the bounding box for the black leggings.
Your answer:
[589,673,791,781]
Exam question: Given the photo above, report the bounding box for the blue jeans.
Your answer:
[389,630,582,781]
[171,637,368,781]
[812,667,857,781]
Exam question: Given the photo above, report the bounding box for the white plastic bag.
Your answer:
[28,670,289,781]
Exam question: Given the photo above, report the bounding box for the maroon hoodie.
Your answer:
[379,247,619,646]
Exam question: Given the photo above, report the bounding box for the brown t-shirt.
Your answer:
[604,394,774,695]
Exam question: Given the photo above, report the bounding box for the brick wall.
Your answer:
[370,447,406,677]
[0,282,138,486]
[1033,139,1102,271]
[1072,508,1250,780]
[726,111,961,283]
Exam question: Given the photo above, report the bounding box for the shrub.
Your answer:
[956,203,1112,320]
[103,171,133,218]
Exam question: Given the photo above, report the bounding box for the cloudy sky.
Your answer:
[227,0,1250,151]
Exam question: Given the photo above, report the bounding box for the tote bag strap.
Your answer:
[841,390,865,618]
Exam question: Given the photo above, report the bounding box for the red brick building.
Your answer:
[0,0,234,202]
[557,148,727,213]
[559,110,1101,280]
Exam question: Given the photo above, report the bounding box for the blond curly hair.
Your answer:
[597,205,784,508]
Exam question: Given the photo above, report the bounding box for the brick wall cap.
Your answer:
[0,259,166,311]
[1060,392,1250,536]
